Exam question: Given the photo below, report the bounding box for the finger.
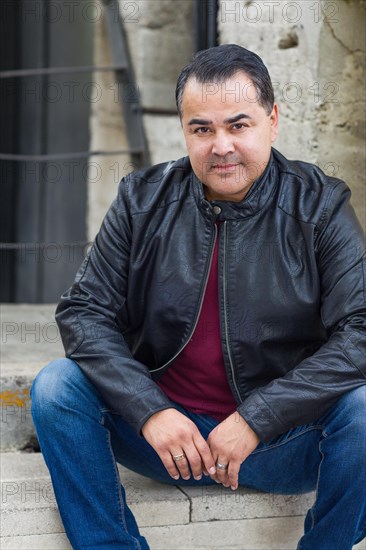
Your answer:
[183,446,206,480]
[206,449,220,483]
[227,460,241,490]
[193,434,216,477]
[215,458,230,486]
[161,451,181,480]
[171,450,191,480]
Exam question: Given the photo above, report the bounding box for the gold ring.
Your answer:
[172,453,185,462]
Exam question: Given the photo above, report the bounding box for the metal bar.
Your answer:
[102,0,150,167]
[195,0,207,52]
[36,0,50,302]
[0,242,90,250]
[195,0,218,51]
[0,149,139,161]
[142,107,179,116]
[207,0,218,48]
[0,64,128,78]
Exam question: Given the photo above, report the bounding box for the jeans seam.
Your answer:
[251,425,325,455]
[296,427,327,550]
[310,430,328,532]
[100,412,142,550]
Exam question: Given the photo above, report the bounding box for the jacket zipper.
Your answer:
[223,221,242,403]
[150,223,218,373]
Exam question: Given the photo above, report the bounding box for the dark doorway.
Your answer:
[1,0,93,302]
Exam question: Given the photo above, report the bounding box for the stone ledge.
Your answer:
[0,304,63,365]
[1,453,189,537]
[1,533,72,550]
[0,452,312,548]
[182,484,314,523]
[2,518,366,550]
[1,453,365,550]
[0,304,61,451]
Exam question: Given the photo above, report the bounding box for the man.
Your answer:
[31,44,365,549]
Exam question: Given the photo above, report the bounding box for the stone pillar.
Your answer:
[316,0,365,229]
[88,0,194,239]
[218,0,365,229]
[122,0,194,164]
[87,9,131,241]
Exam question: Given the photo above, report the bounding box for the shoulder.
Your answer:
[273,148,351,230]
[117,156,193,214]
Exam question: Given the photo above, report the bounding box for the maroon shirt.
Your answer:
[157,233,237,421]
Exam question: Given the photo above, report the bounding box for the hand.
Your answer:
[141,408,216,481]
[207,412,260,490]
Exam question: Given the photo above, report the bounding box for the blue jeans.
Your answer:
[31,358,366,550]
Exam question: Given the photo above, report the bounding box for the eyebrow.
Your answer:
[188,118,212,126]
[225,113,252,124]
[188,113,252,126]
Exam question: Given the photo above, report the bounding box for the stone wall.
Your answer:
[87,0,194,239]
[88,0,365,237]
[219,0,365,229]
[316,1,365,229]
[88,13,131,241]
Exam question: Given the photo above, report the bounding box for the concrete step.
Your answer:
[2,452,365,550]
[0,304,61,451]
[2,526,366,550]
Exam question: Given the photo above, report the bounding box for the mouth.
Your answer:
[212,163,239,171]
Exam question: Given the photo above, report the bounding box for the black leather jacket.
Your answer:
[56,148,366,442]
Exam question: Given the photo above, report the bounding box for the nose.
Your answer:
[211,130,235,157]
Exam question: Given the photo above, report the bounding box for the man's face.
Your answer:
[181,71,279,202]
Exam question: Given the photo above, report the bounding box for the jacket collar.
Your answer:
[191,149,278,221]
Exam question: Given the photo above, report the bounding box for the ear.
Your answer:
[270,103,279,143]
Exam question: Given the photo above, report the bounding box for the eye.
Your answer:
[194,127,210,134]
[232,123,248,130]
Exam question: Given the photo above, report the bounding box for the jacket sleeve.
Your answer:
[239,181,366,442]
[55,177,176,434]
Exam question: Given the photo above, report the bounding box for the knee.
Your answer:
[31,358,76,402]
[333,385,366,432]
[31,358,81,423]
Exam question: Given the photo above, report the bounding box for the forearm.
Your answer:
[239,323,366,442]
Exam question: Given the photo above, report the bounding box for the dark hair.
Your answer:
[175,44,274,117]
